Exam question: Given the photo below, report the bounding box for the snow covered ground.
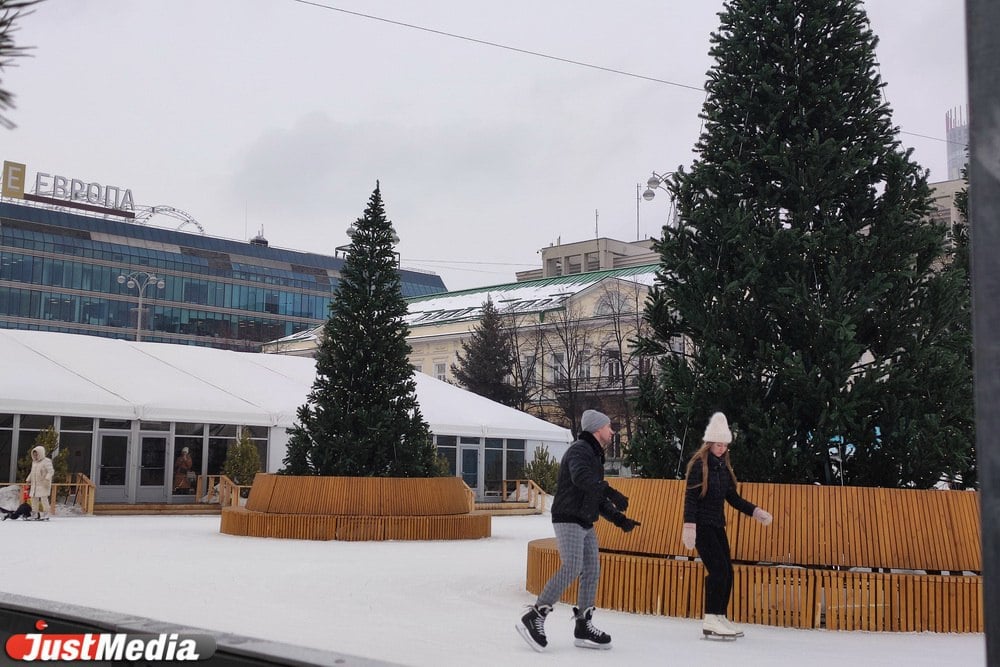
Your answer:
[2,510,985,666]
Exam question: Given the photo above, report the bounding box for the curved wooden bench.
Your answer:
[221,474,490,541]
[526,478,982,632]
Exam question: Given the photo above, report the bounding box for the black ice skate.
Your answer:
[572,606,612,649]
[516,604,551,652]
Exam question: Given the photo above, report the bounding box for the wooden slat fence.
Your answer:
[527,478,982,632]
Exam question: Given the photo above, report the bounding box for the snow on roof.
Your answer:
[404,264,659,325]
[0,330,571,444]
[266,264,659,345]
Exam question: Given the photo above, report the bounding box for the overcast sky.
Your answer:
[2,0,968,291]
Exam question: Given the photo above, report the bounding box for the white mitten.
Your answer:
[753,507,773,526]
[682,522,697,550]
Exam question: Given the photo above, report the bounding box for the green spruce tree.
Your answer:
[631,0,972,487]
[930,169,975,488]
[451,297,522,407]
[282,183,438,477]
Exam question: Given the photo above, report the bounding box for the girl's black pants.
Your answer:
[695,523,733,615]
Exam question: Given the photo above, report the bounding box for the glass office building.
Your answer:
[0,200,446,350]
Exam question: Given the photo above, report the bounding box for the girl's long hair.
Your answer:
[685,442,738,498]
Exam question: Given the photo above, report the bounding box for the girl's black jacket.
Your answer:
[683,453,756,527]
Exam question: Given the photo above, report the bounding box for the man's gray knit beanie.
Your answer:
[580,409,611,433]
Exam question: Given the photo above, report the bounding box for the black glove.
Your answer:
[605,486,629,512]
[611,513,641,533]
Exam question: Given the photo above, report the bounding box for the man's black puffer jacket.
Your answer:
[550,431,622,529]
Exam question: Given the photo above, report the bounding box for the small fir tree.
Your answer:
[631,0,972,487]
[282,184,438,477]
[223,428,262,496]
[451,297,521,407]
[521,446,559,495]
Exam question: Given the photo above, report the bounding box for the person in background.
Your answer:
[682,411,773,639]
[173,446,193,494]
[516,409,640,652]
[26,446,54,520]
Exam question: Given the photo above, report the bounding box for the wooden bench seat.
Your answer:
[525,478,982,632]
[221,474,490,541]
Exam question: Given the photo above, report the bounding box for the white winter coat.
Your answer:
[27,446,54,498]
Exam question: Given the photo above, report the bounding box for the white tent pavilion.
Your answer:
[0,330,571,503]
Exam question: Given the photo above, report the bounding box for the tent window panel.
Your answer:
[60,432,93,478]
[17,431,44,463]
[245,425,268,439]
[176,436,204,481]
[485,449,503,496]
[506,450,526,480]
[139,421,170,431]
[436,446,456,476]
[99,419,131,430]
[435,435,457,447]
[209,424,237,438]
[60,416,93,432]
[207,438,229,475]
[175,422,205,436]
[20,414,54,430]
[486,438,503,450]
[0,431,11,483]
[0,414,13,429]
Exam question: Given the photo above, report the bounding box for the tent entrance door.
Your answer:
[95,432,130,503]
[135,435,168,503]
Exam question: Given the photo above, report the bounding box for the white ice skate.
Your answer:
[701,614,739,640]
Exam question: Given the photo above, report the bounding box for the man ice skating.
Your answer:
[516,409,640,652]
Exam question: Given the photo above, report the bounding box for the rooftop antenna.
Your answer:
[595,209,599,238]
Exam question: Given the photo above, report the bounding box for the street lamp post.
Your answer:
[336,223,401,266]
[641,170,678,229]
[117,271,165,342]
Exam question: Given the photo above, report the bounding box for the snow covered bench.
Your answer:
[525,478,982,632]
[220,474,490,541]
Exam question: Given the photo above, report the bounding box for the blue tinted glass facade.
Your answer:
[0,201,446,349]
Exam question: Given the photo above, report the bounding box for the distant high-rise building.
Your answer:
[946,106,969,180]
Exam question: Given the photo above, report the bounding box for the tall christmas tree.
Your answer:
[282,184,438,477]
[451,297,522,407]
[630,0,973,487]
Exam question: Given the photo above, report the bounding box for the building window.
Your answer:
[605,348,622,380]
[576,349,591,380]
[522,355,536,387]
[637,355,654,377]
[434,362,447,382]
[551,353,566,381]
